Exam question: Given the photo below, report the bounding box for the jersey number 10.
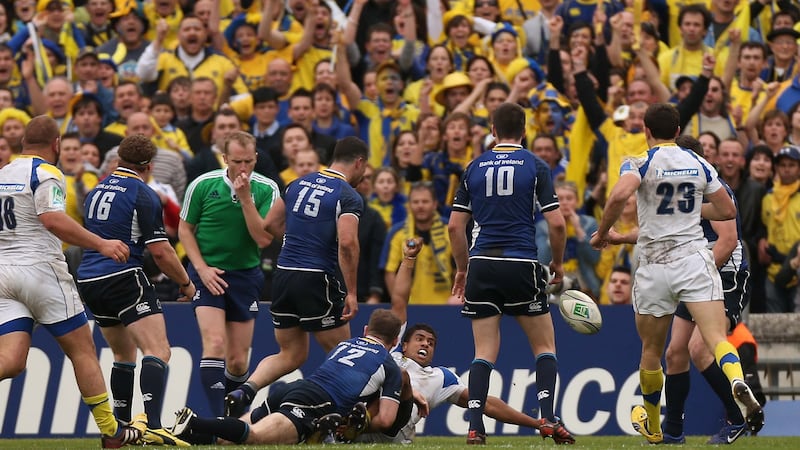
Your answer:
[485,166,515,197]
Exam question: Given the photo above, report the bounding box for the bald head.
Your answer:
[23,116,60,149]
[126,112,155,138]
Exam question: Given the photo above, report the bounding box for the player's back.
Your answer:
[453,145,558,260]
[278,169,363,274]
[310,336,402,415]
[632,144,720,263]
[0,156,66,264]
[78,168,166,279]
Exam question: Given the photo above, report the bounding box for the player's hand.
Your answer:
[451,270,467,299]
[412,389,429,418]
[198,266,228,295]
[100,239,130,263]
[341,293,358,321]
[605,228,627,245]
[177,280,196,302]
[233,172,252,202]
[402,237,422,259]
[589,231,607,249]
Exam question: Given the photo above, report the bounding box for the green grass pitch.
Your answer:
[1,436,799,449]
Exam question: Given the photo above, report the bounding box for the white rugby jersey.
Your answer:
[392,351,466,443]
[0,156,68,264]
[620,143,723,264]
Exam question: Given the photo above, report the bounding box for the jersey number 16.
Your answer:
[87,191,117,221]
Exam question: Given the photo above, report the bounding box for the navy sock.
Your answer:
[191,416,250,444]
[239,381,257,401]
[225,369,249,394]
[664,371,690,437]
[468,359,494,434]
[141,356,168,429]
[200,358,226,417]
[701,363,744,424]
[110,362,135,423]
[536,353,558,421]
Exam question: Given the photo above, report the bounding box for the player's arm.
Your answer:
[264,196,286,239]
[233,173,273,248]
[338,213,360,320]
[594,172,640,242]
[702,187,736,221]
[39,211,129,263]
[455,389,540,430]
[447,210,471,299]
[178,219,228,295]
[390,238,423,324]
[542,208,566,284]
[709,218,737,268]
[147,240,196,300]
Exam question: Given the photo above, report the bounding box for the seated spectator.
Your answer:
[126,111,187,201]
[369,167,408,231]
[606,266,632,305]
[290,146,322,180]
[311,83,355,141]
[278,123,314,186]
[0,136,11,168]
[0,108,30,153]
[70,93,123,159]
[150,92,190,158]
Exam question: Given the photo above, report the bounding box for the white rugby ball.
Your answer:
[559,290,602,335]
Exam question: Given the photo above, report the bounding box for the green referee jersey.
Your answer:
[180,169,279,270]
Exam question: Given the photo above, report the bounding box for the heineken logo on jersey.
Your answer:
[656,168,698,178]
[51,186,65,208]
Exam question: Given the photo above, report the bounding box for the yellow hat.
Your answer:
[109,0,137,18]
[37,0,73,12]
[0,108,32,132]
[434,72,473,106]
[506,57,545,85]
[442,8,473,28]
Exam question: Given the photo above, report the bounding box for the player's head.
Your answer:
[491,102,526,143]
[22,115,60,162]
[222,130,257,179]
[401,323,437,366]
[366,309,402,349]
[644,103,680,142]
[331,136,369,187]
[118,134,157,174]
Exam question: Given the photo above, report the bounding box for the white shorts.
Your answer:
[0,262,85,330]
[632,248,722,317]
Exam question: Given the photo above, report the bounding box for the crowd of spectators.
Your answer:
[1,0,799,313]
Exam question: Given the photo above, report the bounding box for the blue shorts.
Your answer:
[188,265,264,322]
[270,268,346,331]
[461,258,550,318]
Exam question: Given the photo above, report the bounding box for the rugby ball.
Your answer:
[559,290,602,335]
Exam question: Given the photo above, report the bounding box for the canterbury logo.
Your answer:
[467,400,481,409]
[537,390,550,400]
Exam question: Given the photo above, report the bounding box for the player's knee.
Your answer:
[226,356,249,375]
[688,340,713,368]
[202,334,226,356]
[665,343,689,368]
[144,345,171,363]
[0,354,27,379]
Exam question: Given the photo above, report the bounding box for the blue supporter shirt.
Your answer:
[277,168,364,274]
[78,168,168,279]
[451,143,559,261]
[309,335,403,415]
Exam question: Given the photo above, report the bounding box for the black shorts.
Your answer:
[270,268,346,331]
[461,259,550,319]
[189,265,263,322]
[77,268,162,328]
[675,269,750,332]
[276,379,336,443]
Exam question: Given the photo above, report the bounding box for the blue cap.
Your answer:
[775,146,800,163]
[491,22,518,43]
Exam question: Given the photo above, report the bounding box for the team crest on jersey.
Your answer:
[656,168,698,178]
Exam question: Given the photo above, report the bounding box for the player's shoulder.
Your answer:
[32,159,65,183]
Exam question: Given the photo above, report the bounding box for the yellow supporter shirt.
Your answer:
[599,118,647,191]
[155,49,249,99]
[658,45,708,90]
[355,99,420,169]
[729,78,765,122]
[384,225,453,304]
[143,3,182,50]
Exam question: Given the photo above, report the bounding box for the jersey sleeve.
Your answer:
[33,165,67,215]
[451,169,471,213]
[180,177,205,224]
[338,185,363,219]
[380,354,403,403]
[439,367,468,406]
[701,160,723,195]
[619,156,644,181]
[136,187,169,245]
[253,174,280,217]
[534,157,559,212]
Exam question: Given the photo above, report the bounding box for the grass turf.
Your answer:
[1,435,799,449]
